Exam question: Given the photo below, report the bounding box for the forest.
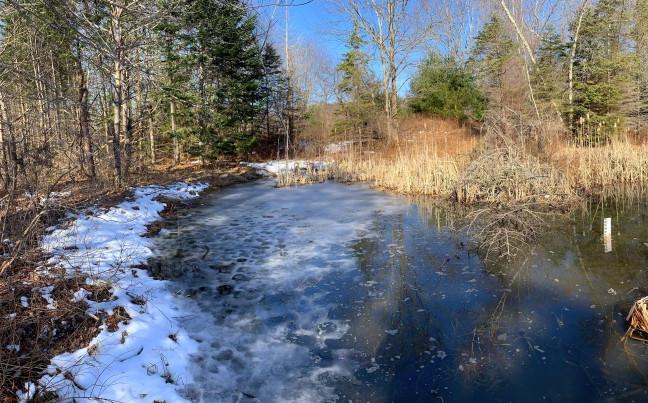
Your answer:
[2,0,648,401]
[0,0,645,192]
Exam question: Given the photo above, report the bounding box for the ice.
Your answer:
[152,181,407,402]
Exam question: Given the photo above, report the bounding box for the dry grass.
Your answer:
[329,117,648,203]
[276,165,330,187]
[0,265,103,400]
[554,139,648,195]
[331,118,475,196]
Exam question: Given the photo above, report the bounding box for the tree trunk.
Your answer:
[122,67,132,177]
[171,99,179,164]
[78,46,95,181]
[265,76,271,138]
[387,0,398,122]
[0,91,19,190]
[149,107,156,164]
[111,3,124,186]
[112,60,122,185]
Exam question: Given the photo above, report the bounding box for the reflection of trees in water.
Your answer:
[347,195,648,399]
[572,198,648,390]
[350,212,448,384]
[574,198,648,276]
[413,196,648,397]
[463,196,648,397]
[411,194,564,264]
[351,213,442,350]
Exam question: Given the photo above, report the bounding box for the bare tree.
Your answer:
[333,0,435,138]
[428,0,480,61]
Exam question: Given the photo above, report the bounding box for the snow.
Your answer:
[244,160,328,175]
[20,296,29,307]
[39,286,56,309]
[324,140,355,154]
[71,288,89,302]
[37,181,208,402]
[24,190,71,206]
[16,382,36,403]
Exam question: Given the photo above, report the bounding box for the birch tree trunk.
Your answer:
[111,3,124,186]
[149,107,156,164]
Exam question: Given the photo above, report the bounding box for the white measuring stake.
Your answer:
[603,217,612,253]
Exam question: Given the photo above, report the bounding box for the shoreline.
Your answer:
[4,167,260,401]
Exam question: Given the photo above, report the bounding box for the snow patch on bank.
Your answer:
[244,160,328,175]
[324,140,355,154]
[37,182,207,402]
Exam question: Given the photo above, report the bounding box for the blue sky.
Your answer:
[272,0,347,60]
[255,0,478,98]
[259,0,414,97]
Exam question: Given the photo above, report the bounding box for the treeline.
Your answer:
[0,0,294,191]
[313,0,648,147]
[2,0,647,190]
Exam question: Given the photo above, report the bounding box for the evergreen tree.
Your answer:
[468,17,516,110]
[532,28,568,114]
[259,44,289,146]
[157,0,194,163]
[409,53,485,121]
[571,0,637,142]
[183,0,264,158]
[334,24,380,139]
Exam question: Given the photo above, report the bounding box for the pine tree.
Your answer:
[571,0,637,142]
[409,53,485,121]
[157,0,194,164]
[532,28,568,115]
[183,0,264,158]
[259,44,288,145]
[468,17,516,110]
[335,24,380,139]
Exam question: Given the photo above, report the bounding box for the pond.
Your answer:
[150,180,648,402]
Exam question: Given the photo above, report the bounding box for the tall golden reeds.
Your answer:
[331,119,475,196]
[554,138,648,194]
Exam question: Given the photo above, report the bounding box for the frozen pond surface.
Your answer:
[151,180,648,402]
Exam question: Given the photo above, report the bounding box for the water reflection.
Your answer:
[151,181,648,402]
